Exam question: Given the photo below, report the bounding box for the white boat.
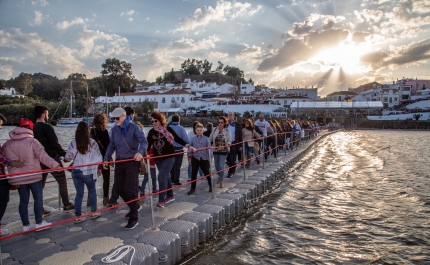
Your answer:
[57,82,93,127]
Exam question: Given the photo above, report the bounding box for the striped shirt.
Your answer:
[190,135,212,161]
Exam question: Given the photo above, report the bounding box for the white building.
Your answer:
[379,88,400,108]
[0,87,22,97]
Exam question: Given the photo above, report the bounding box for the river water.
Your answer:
[1,127,429,264]
[183,130,430,264]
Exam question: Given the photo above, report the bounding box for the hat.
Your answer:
[111,108,126,118]
[19,118,34,130]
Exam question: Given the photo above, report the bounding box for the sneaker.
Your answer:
[173,182,182,186]
[165,196,175,204]
[226,173,233,178]
[156,201,165,208]
[91,212,101,219]
[106,202,119,208]
[35,220,52,231]
[187,189,196,195]
[42,208,51,217]
[138,205,142,211]
[0,224,10,236]
[125,219,138,230]
[139,192,145,197]
[74,217,87,224]
[63,204,75,213]
[23,222,36,232]
[152,190,158,194]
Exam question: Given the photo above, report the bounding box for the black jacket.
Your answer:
[33,122,66,158]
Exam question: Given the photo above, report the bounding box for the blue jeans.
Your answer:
[72,169,97,217]
[18,180,43,226]
[213,153,227,181]
[187,164,203,180]
[170,152,184,184]
[0,179,10,222]
[155,157,175,201]
[141,167,157,193]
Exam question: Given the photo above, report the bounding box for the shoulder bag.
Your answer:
[120,135,147,175]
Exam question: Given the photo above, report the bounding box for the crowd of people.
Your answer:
[0,106,321,235]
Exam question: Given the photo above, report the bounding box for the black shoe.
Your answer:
[187,189,196,195]
[125,219,138,230]
[226,173,233,178]
[174,182,182,186]
[63,204,75,213]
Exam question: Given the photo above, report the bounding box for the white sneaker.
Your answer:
[0,226,11,236]
[35,220,51,231]
[138,205,142,212]
[23,222,36,232]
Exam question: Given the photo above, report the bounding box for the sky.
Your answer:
[0,0,429,96]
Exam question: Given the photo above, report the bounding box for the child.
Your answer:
[188,123,213,195]
[140,147,157,196]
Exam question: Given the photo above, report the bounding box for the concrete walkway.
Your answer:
[0,130,332,265]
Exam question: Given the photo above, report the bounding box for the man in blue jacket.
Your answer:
[169,115,189,186]
[103,108,148,230]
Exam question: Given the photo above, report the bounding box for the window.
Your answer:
[132,98,134,102]
[394,97,398,101]
[177,97,180,100]
[384,97,388,102]
[389,98,392,103]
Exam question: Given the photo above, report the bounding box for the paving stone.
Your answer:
[52,229,95,247]
[178,212,213,243]
[193,204,225,230]
[136,216,167,229]
[1,236,37,253]
[32,224,68,239]
[15,243,62,264]
[159,220,198,254]
[0,259,20,265]
[137,230,180,265]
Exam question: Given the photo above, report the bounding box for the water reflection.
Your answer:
[182,131,430,264]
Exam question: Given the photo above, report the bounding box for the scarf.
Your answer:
[120,116,133,136]
[154,125,174,145]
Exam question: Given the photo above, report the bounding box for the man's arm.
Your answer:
[45,124,66,156]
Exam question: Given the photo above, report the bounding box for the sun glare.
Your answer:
[311,43,370,73]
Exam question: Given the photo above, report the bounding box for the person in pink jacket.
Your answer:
[2,118,60,232]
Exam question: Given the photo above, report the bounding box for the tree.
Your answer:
[244,111,251,118]
[101,58,135,95]
[223,65,244,78]
[201,60,212,74]
[248,78,254,85]
[228,86,240,100]
[181,58,202,75]
[14,72,33,96]
[0,79,6,90]
[215,61,224,73]
[141,100,154,117]
[156,76,163,85]
[164,68,176,82]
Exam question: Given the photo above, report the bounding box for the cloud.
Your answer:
[172,0,262,32]
[56,17,86,30]
[31,0,49,6]
[236,45,263,63]
[0,28,84,78]
[276,5,284,8]
[351,31,370,43]
[207,51,229,59]
[29,11,43,26]
[168,35,219,51]
[304,28,350,49]
[385,39,430,66]
[77,29,130,58]
[258,39,314,71]
[359,50,389,70]
[120,10,135,16]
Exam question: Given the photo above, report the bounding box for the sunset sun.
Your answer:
[311,43,370,73]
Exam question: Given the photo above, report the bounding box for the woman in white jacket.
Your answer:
[65,122,102,223]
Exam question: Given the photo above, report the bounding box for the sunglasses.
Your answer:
[151,120,158,123]
[218,121,224,124]
[114,117,121,121]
